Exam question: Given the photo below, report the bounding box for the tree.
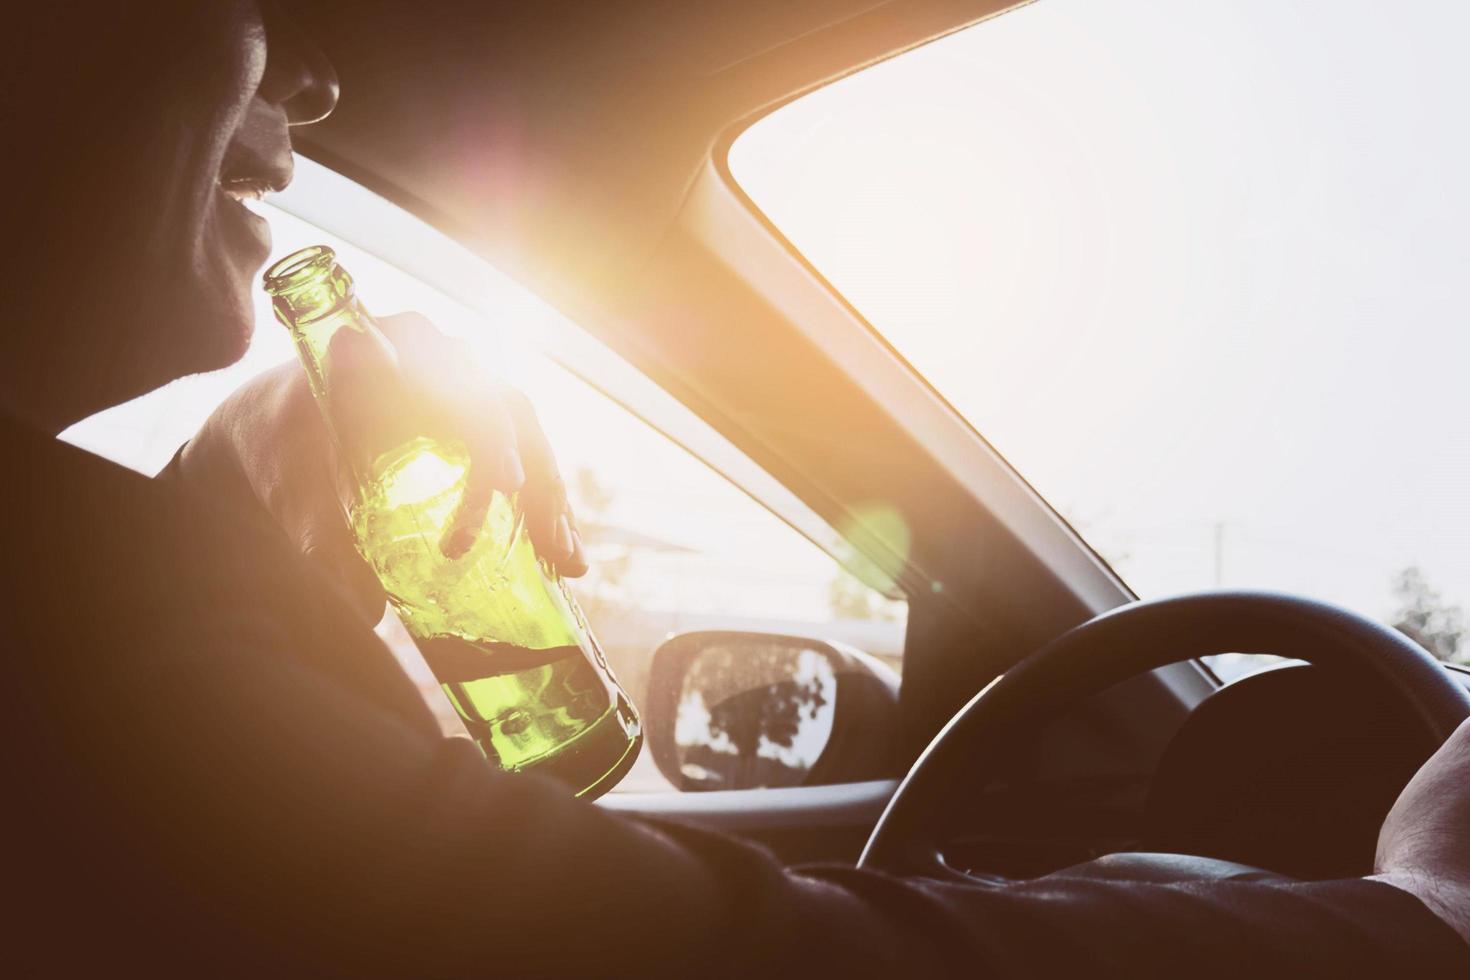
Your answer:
[687,643,828,757]
[679,643,833,789]
[567,465,631,616]
[826,570,903,622]
[827,572,878,620]
[572,466,614,516]
[1389,566,1466,665]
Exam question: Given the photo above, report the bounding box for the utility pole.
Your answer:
[1213,521,1225,587]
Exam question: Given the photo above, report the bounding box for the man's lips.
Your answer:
[219,176,277,202]
[215,139,290,263]
[215,178,273,264]
[218,141,293,202]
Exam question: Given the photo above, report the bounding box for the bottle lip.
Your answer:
[263,244,338,296]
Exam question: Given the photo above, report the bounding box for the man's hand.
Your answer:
[1374,716,1470,945]
[175,312,588,625]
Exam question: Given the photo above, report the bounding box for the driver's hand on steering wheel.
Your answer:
[174,312,589,625]
[1375,716,1470,945]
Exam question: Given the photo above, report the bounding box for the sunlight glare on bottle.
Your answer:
[264,245,641,797]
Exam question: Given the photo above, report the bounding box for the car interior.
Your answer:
[73,0,1470,888]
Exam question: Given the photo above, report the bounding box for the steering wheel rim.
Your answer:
[859,591,1470,878]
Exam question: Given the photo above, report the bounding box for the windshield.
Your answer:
[731,0,1470,668]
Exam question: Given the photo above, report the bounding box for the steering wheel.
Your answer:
[859,591,1470,880]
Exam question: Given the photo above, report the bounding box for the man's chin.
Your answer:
[161,289,258,382]
[215,316,257,370]
[197,195,271,371]
[193,307,257,374]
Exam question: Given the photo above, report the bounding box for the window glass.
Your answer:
[730,0,1470,681]
[64,179,905,792]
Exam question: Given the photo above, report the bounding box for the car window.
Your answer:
[730,0,1470,682]
[62,173,905,793]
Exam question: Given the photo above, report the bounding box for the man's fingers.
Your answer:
[373,310,439,351]
[440,414,524,559]
[435,372,523,558]
[504,389,588,577]
[375,313,525,559]
[556,509,590,579]
[374,312,588,575]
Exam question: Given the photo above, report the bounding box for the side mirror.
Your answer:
[645,631,901,792]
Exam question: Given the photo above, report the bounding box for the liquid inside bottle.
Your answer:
[264,246,641,797]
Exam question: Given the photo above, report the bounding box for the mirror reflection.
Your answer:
[673,642,837,790]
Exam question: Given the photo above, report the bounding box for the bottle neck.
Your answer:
[284,290,377,396]
[282,294,408,493]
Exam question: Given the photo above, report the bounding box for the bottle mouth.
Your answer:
[264,245,354,326]
[263,245,338,296]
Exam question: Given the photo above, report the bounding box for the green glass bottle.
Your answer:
[263,245,640,797]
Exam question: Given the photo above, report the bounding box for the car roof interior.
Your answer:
[293,0,1022,299]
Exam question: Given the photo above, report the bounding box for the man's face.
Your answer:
[151,1,338,378]
[179,1,338,370]
[2,1,337,428]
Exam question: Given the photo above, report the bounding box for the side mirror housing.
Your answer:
[645,630,901,792]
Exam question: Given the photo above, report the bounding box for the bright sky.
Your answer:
[730,0,1470,624]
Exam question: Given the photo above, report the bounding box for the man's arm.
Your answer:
[64,612,1468,978]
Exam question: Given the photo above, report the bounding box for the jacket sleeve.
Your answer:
[60,613,1464,979]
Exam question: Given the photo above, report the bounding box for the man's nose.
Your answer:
[260,3,340,125]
